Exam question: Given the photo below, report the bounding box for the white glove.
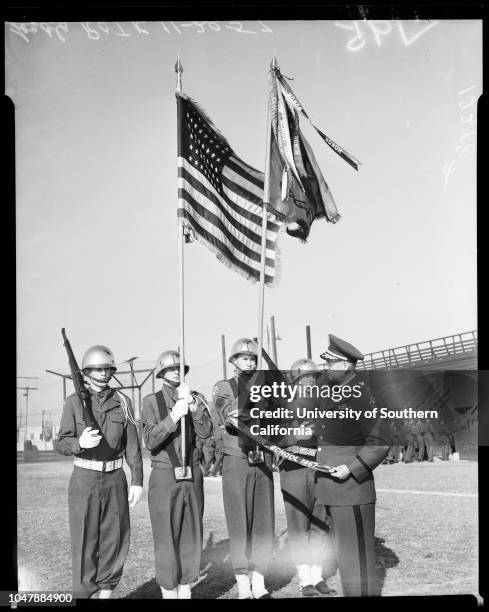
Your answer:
[177,383,193,403]
[226,408,239,429]
[170,398,189,423]
[79,427,102,449]
[128,485,143,508]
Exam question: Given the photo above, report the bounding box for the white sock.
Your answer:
[177,584,192,599]
[310,564,323,586]
[98,589,112,599]
[296,564,312,587]
[236,574,252,599]
[251,570,268,598]
[160,586,178,599]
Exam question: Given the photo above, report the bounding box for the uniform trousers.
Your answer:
[222,454,274,575]
[322,503,378,597]
[201,447,215,476]
[148,466,204,590]
[279,464,333,567]
[68,467,129,598]
[210,449,223,476]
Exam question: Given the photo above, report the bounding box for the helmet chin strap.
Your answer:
[87,368,113,392]
[89,377,110,392]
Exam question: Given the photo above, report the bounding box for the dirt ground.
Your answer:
[17,457,479,599]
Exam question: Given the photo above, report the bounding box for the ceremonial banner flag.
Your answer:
[268,62,361,241]
[176,91,282,286]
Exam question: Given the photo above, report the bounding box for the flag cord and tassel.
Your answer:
[257,56,275,371]
[175,55,190,480]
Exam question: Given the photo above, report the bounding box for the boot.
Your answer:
[310,564,336,595]
[177,584,192,599]
[160,586,178,599]
[251,570,271,599]
[236,574,252,599]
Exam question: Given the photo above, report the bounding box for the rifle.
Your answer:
[61,328,96,429]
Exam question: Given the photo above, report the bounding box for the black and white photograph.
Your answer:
[6,11,483,603]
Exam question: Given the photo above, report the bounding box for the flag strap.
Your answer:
[236,418,333,473]
[273,66,361,171]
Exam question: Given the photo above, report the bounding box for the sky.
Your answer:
[7,19,481,427]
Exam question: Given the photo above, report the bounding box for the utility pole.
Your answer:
[306,325,312,359]
[41,410,46,450]
[17,377,39,442]
[221,335,227,379]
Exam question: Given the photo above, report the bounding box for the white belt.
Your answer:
[286,446,317,457]
[74,457,123,472]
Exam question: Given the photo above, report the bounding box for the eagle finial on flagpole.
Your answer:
[175,55,183,92]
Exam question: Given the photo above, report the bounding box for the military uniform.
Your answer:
[315,335,389,597]
[142,381,212,592]
[201,434,216,476]
[210,425,224,476]
[55,388,143,599]
[212,374,275,580]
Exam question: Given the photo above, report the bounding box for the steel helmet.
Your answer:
[228,338,258,363]
[290,358,318,383]
[155,350,189,378]
[82,345,117,372]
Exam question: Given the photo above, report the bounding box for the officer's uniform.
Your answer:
[212,373,275,579]
[142,381,212,592]
[315,335,390,597]
[55,388,143,598]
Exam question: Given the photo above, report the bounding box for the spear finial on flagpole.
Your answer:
[175,55,183,92]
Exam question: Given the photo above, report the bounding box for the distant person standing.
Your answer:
[55,345,143,599]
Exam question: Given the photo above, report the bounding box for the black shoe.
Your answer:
[257,593,273,599]
[301,585,317,597]
[314,580,336,595]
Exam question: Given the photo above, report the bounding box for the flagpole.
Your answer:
[175,55,189,477]
[257,56,275,370]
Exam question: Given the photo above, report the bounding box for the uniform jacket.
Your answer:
[212,372,272,459]
[142,382,212,469]
[315,374,390,506]
[55,388,143,487]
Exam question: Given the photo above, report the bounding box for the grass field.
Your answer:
[17,457,479,599]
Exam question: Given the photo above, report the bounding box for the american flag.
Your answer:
[176,92,282,286]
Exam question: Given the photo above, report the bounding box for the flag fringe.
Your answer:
[185,223,278,288]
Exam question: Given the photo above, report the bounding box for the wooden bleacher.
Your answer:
[357,330,477,371]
